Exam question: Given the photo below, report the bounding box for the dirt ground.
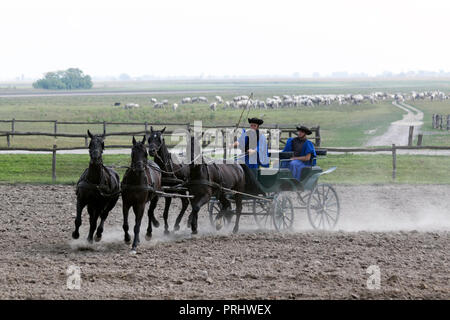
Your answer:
[0,184,448,300]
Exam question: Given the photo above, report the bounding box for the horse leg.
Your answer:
[96,196,119,242]
[132,204,145,252]
[146,197,158,240]
[162,197,172,235]
[233,194,243,234]
[190,194,210,235]
[147,196,160,229]
[123,202,131,244]
[174,197,189,231]
[72,199,86,239]
[216,193,231,231]
[87,205,99,244]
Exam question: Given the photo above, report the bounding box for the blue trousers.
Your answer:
[287,160,309,181]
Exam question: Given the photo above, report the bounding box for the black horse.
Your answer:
[187,136,246,234]
[72,130,120,243]
[121,135,162,252]
[147,127,190,234]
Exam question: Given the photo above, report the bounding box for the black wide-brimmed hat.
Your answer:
[248,118,263,125]
[296,125,312,135]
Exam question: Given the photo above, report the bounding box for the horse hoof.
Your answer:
[87,238,93,244]
[174,225,180,232]
[164,230,170,236]
[216,220,223,231]
[130,249,137,255]
[72,231,79,239]
[191,230,198,235]
[94,235,102,242]
[233,228,239,234]
[145,233,152,241]
[124,236,131,244]
[152,220,160,228]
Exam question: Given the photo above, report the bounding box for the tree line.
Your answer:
[33,68,93,90]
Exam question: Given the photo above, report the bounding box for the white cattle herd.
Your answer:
[117,90,448,111]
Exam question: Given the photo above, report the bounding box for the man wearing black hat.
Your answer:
[281,125,317,181]
[232,118,270,175]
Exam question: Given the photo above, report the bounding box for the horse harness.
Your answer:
[76,165,121,198]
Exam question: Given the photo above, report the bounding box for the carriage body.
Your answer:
[208,151,340,231]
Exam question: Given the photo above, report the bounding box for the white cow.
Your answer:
[210,102,217,111]
[172,103,178,111]
[181,97,192,104]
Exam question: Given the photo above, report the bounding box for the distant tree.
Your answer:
[33,68,93,90]
[119,73,131,81]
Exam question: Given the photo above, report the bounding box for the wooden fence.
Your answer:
[432,114,450,130]
[0,119,321,148]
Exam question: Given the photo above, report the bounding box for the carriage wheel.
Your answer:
[296,191,308,205]
[272,192,294,231]
[253,199,274,229]
[307,184,340,230]
[208,200,232,230]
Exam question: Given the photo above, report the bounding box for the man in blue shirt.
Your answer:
[281,125,317,181]
[232,118,270,176]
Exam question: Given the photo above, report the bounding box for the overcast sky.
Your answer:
[1,0,450,80]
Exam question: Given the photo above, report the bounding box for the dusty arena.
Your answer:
[0,184,448,299]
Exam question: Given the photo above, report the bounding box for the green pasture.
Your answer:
[0,79,449,150]
[0,153,448,185]
[0,94,404,148]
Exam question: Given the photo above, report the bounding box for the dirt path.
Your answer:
[366,101,424,147]
[0,184,448,299]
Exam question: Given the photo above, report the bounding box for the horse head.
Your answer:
[147,126,166,157]
[131,135,148,171]
[87,130,105,165]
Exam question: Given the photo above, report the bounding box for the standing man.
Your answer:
[232,117,269,176]
[281,125,317,181]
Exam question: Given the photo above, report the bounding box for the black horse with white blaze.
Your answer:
[72,130,120,243]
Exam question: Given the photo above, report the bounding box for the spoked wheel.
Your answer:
[297,191,308,206]
[208,200,232,230]
[253,199,274,230]
[307,184,340,230]
[272,192,294,231]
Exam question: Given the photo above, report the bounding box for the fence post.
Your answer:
[222,129,226,163]
[447,115,450,131]
[432,114,436,128]
[408,126,414,146]
[6,133,10,147]
[144,121,148,134]
[84,135,88,147]
[11,118,15,135]
[417,134,423,146]
[54,120,58,139]
[52,144,57,183]
[103,121,107,136]
[316,125,321,147]
[392,144,396,180]
[438,114,443,129]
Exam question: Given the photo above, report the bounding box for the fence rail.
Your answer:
[0,120,321,148]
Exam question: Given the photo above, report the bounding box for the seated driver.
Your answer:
[281,125,317,181]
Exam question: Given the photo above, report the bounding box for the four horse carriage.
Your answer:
[74,128,341,252]
[207,152,340,232]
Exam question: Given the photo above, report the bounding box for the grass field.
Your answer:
[0,92,405,148]
[0,153,449,185]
